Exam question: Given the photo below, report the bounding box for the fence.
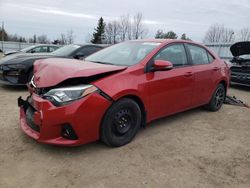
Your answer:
[205,43,234,60]
[0,41,40,52]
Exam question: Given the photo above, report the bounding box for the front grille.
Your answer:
[25,106,40,132]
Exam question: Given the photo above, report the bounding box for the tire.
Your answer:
[101,98,142,147]
[205,84,226,111]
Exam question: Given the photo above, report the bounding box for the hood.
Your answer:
[0,52,56,65]
[33,58,127,88]
[4,50,19,56]
[230,41,250,57]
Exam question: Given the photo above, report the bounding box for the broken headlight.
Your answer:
[43,85,98,106]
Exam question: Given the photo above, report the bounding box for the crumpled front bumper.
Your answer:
[18,92,112,146]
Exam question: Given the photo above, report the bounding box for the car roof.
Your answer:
[129,39,203,45]
[75,44,107,48]
[31,44,59,47]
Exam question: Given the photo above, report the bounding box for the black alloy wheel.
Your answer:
[205,84,226,111]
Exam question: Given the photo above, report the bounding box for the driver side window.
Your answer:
[154,44,188,67]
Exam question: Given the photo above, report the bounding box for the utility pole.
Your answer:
[1,21,4,52]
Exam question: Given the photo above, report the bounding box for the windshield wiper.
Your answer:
[90,61,114,65]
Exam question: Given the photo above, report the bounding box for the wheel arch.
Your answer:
[115,94,147,128]
[218,79,228,93]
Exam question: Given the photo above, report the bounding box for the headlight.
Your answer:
[43,85,98,106]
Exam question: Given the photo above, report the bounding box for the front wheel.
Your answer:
[205,84,226,111]
[101,98,142,147]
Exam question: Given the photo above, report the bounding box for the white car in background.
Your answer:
[3,44,60,56]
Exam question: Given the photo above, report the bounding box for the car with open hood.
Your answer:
[0,44,104,85]
[18,39,230,147]
[230,41,250,87]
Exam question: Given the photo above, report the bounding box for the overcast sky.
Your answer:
[0,0,249,43]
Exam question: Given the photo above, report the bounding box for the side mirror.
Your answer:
[153,60,173,71]
[74,53,85,60]
[30,50,35,53]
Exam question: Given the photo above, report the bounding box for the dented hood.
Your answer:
[230,41,250,57]
[33,58,127,87]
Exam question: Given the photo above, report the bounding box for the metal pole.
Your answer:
[1,21,4,52]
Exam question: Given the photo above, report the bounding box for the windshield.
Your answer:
[20,45,37,52]
[51,44,81,56]
[85,42,161,66]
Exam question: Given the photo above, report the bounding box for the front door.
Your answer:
[147,44,194,120]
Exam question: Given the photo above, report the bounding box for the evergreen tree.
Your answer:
[91,17,105,44]
[164,31,178,39]
[154,30,178,39]
[0,28,8,41]
[180,33,191,41]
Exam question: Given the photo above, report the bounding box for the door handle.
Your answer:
[184,72,193,77]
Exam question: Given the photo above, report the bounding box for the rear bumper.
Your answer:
[231,75,250,87]
[18,92,112,146]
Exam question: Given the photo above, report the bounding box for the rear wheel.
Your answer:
[205,84,226,111]
[101,98,141,147]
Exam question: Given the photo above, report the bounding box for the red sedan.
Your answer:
[18,39,230,147]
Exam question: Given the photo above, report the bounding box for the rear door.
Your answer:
[186,44,217,106]
[147,43,195,119]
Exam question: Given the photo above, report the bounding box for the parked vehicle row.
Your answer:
[3,44,60,56]
[16,39,231,147]
[230,41,250,87]
[0,44,104,85]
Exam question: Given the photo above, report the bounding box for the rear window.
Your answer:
[207,52,215,63]
[188,45,210,65]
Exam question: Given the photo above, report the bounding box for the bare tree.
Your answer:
[132,12,148,39]
[66,30,75,44]
[237,27,250,41]
[221,28,235,42]
[127,21,132,40]
[120,14,130,41]
[60,33,67,45]
[37,34,50,44]
[105,21,121,44]
[203,24,234,43]
[85,33,92,43]
[105,22,113,44]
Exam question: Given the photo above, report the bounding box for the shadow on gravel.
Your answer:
[141,107,202,133]
[27,107,203,155]
[230,85,250,91]
[0,85,27,91]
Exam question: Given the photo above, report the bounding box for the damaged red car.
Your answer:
[18,40,230,147]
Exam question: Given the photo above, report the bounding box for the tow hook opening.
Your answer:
[62,124,78,140]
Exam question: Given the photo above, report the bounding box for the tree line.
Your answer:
[90,13,148,44]
[0,28,75,45]
[203,23,250,43]
[90,13,192,44]
[1,15,250,45]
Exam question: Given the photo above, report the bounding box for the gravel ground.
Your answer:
[0,85,249,188]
